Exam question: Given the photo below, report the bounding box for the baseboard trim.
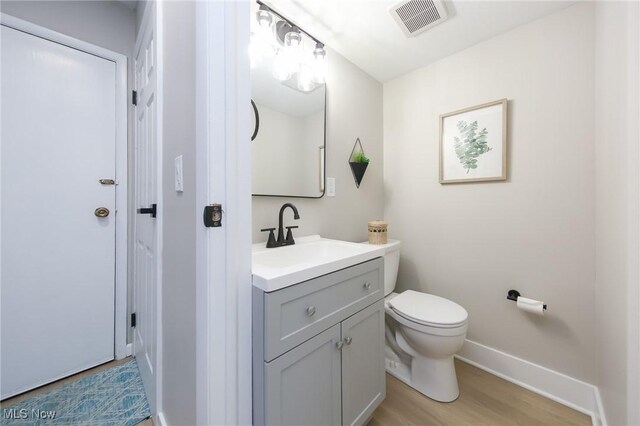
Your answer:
[456,339,606,426]
[156,412,168,426]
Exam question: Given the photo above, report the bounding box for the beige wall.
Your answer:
[161,2,197,425]
[594,2,640,425]
[383,3,596,382]
[252,49,384,244]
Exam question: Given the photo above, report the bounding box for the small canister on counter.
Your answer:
[368,220,388,244]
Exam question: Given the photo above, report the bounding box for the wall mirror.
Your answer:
[250,4,327,198]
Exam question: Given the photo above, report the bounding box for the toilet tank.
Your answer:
[362,239,401,296]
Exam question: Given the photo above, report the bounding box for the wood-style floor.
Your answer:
[369,359,591,426]
[4,358,590,426]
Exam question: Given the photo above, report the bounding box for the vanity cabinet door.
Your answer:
[341,300,386,426]
[264,324,342,426]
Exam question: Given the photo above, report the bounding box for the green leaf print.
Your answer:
[453,120,492,173]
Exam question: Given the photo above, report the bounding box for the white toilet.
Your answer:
[365,239,468,402]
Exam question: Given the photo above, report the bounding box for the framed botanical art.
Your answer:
[439,99,508,184]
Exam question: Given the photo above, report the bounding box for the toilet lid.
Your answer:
[389,290,468,328]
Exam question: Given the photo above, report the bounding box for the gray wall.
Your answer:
[161,2,197,425]
[135,0,147,34]
[0,1,138,339]
[594,2,640,425]
[252,49,384,244]
[383,3,596,382]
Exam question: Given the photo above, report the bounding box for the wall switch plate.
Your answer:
[174,155,184,192]
[326,177,336,197]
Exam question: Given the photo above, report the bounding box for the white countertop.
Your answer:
[252,235,385,292]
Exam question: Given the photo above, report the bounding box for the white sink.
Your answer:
[252,235,385,292]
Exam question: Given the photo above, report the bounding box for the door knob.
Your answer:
[94,207,110,218]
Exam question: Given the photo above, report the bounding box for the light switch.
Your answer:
[326,177,335,197]
[174,155,183,192]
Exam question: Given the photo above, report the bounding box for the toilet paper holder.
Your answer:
[507,289,547,310]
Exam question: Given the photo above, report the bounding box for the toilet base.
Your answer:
[385,349,460,403]
[410,355,460,402]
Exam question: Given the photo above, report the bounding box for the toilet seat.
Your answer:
[389,290,468,329]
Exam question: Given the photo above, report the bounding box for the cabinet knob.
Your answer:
[345,337,352,345]
[306,306,316,317]
[336,340,344,350]
[363,282,371,290]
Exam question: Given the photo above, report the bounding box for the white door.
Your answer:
[1,25,117,399]
[133,7,159,414]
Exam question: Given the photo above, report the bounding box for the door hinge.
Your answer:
[132,90,138,106]
[131,312,137,328]
[203,204,222,228]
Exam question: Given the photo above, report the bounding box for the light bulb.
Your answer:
[272,50,293,81]
[297,64,315,92]
[312,43,327,84]
[249,33,261,69]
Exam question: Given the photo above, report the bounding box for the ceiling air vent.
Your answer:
[390,0,448,37]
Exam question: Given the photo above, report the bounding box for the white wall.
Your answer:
[0,0,138,339]
[594,2,640,425]
[161,2,197,425]
[252,49,384,243]
[384,3,596,382]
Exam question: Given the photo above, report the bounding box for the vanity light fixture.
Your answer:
[256,4,273,29]
[272,50,294,81]
[312,42,327,84]
[252,1,327,92]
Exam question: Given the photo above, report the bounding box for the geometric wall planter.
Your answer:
[348,138,369,188]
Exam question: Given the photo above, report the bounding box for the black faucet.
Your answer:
[260,203,300,248]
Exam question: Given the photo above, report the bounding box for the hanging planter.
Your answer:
[348,138,369,188]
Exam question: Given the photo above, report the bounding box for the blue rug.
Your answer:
[1,359,150,426]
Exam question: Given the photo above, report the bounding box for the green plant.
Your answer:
[352,151,370,164]
[454,120,491,173]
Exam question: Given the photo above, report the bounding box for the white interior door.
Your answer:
[133,6,159,414]
[1,25,117,399]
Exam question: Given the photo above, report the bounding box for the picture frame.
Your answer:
[439,99,508,184]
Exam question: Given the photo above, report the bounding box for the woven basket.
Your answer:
[368,221,388,245]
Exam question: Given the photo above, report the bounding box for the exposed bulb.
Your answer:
[272,50,293,81]
[297,64,315,92]
[249,33,261,69]
[312,43,327,84]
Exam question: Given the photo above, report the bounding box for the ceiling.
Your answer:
[263,0,576,82]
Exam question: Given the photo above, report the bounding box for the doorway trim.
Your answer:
[195,1,252,424]
[1,13,129,360]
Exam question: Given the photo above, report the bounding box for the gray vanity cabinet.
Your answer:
[341,301,386,426]
[253,258,385,426]
[264,324,342,426]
